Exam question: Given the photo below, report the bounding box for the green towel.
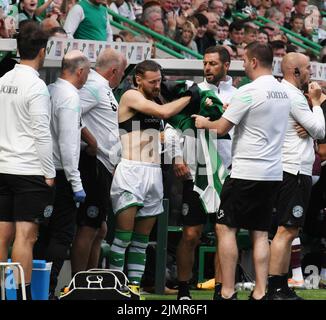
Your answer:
[164,80,229,213]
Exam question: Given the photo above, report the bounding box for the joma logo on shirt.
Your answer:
[266,91,288,99]
[0,85,18,94]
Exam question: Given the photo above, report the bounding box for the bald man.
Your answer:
[267,52,325,300]
[33,50,91,299]
[70,48,127,276]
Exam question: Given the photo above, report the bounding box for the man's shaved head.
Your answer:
[281,52,309,75]
[281,52,311,90]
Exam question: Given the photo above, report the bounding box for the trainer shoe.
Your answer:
[214,291,237,300]
[288,278,305,289]
[268,287,304,300]
[129,283,140,295]
[177,289,192,300]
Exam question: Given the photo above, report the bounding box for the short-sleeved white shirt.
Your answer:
[79,69,121,174]
[223,75,291,181]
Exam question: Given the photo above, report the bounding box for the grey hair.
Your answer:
[142,5,162,23]
[61,55,89,74]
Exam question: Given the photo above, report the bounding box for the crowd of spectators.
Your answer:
[0,0,326,62]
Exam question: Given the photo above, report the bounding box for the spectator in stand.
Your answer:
[222,0,235,22]
[279,0,293,29]
[178,0,192,16]
[271,39,287,57]
[257,0,272,17]
[110,0,136,21]
[257,28,269,44]
[216,18,229,44]
[208,0,224,18]
[160,0,177,34]
[19,0,42,24]
[226,20,244,46]
[290,14,304,35]
[141,3,164,35]
[194,13,210,54]
[266,7,285,27]
[175,19,198,58]
[293,0,308,19]
[242,24,258,46]
[204,11,219,46]
[63,0,113,42]
[304,5,326,44]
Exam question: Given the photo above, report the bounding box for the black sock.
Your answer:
[214,282,222,293]
[17,283,32,300]
[178,281,190,295]
[268,274,288,291]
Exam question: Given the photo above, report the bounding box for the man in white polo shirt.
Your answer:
[267,52,325,300]
[34,50,91,299]
[192,42,291,300]
[0,21,55,300]
[70,48,127,276]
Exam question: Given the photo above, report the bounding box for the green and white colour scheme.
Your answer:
[166,80,231,214]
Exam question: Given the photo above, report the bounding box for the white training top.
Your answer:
[79,69,121,174]
[281,79,325,176]
[63,3,113,42]
[48,78,83,192]
[0,64,55,178]
[223,75,291,181]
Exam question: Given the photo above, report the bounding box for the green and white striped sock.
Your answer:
[109,230,132,271]
[127,233,149,284]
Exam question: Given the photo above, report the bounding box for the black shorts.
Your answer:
[274,172,312,228]
[216,176,280,231]
[181,180,207,226]
[0,173,55,224]
[77,152,113,229]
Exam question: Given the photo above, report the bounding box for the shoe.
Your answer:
[128,283,140,295]
[268,287,304,300]
[213,283,222,300]
[319,279,326,289]
[288,278,305,289]
[248,291,267,300]
[177,289,192,300]
[214,291,237,300]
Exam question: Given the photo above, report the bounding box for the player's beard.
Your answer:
[143,86,160,99]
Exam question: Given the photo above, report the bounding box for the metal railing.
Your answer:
[107,8,203,59]
[109,19,186,59]
[233,12,321,56]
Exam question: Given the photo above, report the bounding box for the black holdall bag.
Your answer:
[59,269,140,300]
